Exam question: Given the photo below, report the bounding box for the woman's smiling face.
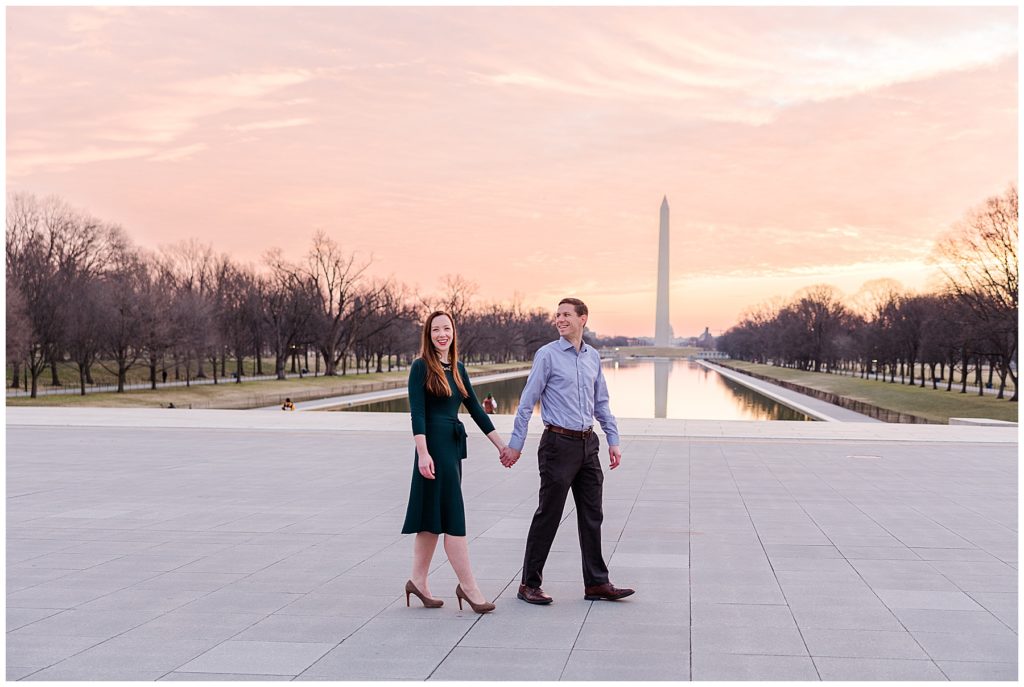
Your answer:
[430,314,453,355]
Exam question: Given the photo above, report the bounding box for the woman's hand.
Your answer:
[418,453,436,480]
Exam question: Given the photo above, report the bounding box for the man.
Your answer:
[500,298,634,604]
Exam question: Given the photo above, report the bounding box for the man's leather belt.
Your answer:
[545,424,593,439]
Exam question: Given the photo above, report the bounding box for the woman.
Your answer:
[402,311,506,614]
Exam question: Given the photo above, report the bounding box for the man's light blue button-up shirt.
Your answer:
[508,337,620,451]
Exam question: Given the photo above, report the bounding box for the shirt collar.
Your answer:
[559,336,587,353]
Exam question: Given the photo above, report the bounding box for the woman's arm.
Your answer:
[413,434,434,479]
[459,363,507,455]
[483,429,507,452]
[409,359,435,479]
[459,362,496,435]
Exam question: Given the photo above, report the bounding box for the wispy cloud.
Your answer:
[147,143,208,162]
[8,146,156,176]
[229,118,313,132]
[177,69,313,99]
[9,66,318,174]
[470,6,1016,125]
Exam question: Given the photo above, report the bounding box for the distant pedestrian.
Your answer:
[482,393,498,414]
[162,370,168,384]
[282,398,295,411]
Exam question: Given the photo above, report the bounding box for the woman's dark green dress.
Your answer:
[402,359,495,536]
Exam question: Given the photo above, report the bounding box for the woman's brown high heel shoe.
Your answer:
[456,584,495,614]
[405,580,443,608]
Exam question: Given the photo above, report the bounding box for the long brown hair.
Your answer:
[419,310,468,398]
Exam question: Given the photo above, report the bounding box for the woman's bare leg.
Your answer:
[444,534,486,603]
[412,532,439,595]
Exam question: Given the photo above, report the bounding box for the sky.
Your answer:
[6,6,1018,337]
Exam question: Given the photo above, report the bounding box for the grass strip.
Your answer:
[7,362,531,410]
[722,361,1017,424]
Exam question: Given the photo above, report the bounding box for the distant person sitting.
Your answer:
[282,398,296,411]
[482,393,498,414]
[167,402,175,409]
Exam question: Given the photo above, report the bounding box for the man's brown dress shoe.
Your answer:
[584,582,635,601]
[517,584,553,604]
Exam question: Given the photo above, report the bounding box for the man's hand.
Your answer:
[500,446,521,468]
[609,445,622,470]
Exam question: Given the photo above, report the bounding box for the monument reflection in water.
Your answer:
[336,359,811,421]
[607,358,810,421]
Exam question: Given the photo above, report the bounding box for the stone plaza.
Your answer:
[6,406,1018,680]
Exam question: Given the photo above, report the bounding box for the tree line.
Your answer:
[6,193,561,397]
[716,184,1018,402]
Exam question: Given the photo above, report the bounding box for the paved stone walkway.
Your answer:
[698,361,883,423]
[6,409,1018,681]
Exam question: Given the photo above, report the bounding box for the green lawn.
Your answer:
[6,362,531,410]
[724,361,1018,424]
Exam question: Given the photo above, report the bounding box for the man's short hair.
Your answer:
[558,297,588,317]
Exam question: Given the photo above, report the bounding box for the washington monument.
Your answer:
[655,196,673,346]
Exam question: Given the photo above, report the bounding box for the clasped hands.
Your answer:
[498,446,520,468]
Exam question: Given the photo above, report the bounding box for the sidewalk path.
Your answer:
[6,409,1017,680]
[262,369,532,412]
[6,371,315,398]
[697,360,882,423]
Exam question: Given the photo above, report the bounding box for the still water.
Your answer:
[336,358,812,421]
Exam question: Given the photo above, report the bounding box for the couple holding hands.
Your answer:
[401,298,634,613]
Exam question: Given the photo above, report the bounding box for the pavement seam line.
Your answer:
[687,438,694,681]
[759,452,946,679]
[725,442,821,680]
[557,596,595,680]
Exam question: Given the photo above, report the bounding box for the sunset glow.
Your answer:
[6,6,1017,336]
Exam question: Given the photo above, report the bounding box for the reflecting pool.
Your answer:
[336,358,812,421]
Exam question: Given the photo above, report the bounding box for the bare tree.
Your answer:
[7,193,128,395]
[219,263,260,383]
[789,285,850,372]
[892,293,931,386]
[136,253,176,390]
[64,276,105,395]
[935,183,1018,400]
[262,250,318,380]
[424,274,478,324]
[97,249,155,392]
[297,231,370,376]
[6,276,32,389]
[159,239,217,379]
[356,280,412,373]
